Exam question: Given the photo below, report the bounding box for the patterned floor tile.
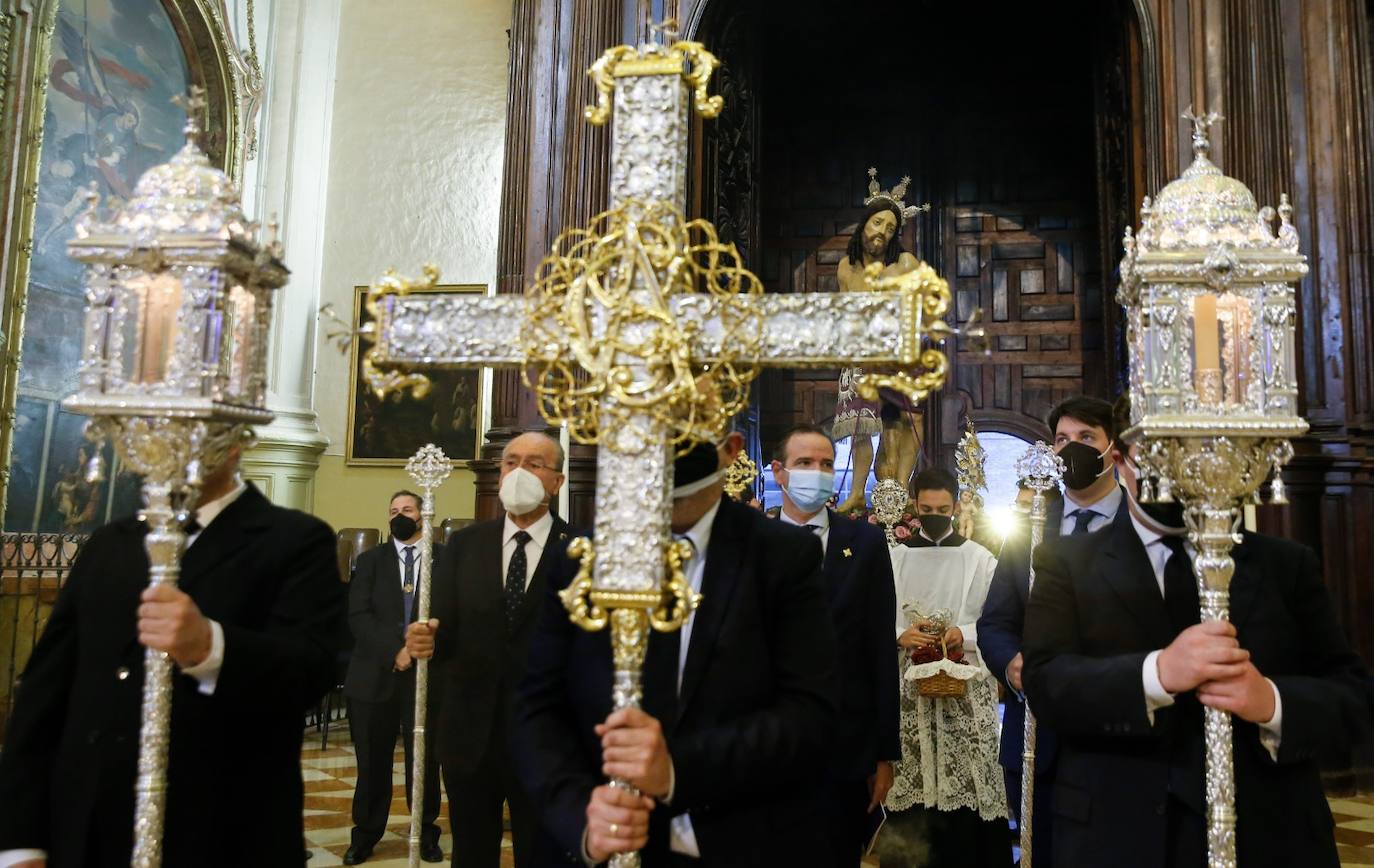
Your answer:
[298,730,1374,868]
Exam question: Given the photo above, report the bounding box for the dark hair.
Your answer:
[1046,396,1119,448]
[390,489,423,511]
[845,200,906,269]
[773,423,835,463]
[911,467,958,501]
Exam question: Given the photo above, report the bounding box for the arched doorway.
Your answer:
[685,0,1156,479]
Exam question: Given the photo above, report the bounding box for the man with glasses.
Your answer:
[406,431,574,868]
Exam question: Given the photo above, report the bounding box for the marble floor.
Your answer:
[300,727,1374,867]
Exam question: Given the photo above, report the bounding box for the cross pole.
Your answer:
[403,444,453,868]
[1011,441,1064,868]
[359,30,980,867]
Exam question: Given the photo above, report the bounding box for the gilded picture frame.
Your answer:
[346,284,488,466]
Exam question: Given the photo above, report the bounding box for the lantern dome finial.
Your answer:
[1138,108,1282,252]
[116,87,250,240]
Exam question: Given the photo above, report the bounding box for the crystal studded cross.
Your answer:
[360,32,977,867]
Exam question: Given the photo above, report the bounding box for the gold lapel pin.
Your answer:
[842,547,853,558]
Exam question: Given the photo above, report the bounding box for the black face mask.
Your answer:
[1058,441,1110,492]
[390,514,418,541]
[918,513,953,539]
[673,440,721,491]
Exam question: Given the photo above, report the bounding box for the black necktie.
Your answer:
[1161,535,1199,632]
[505,531,532,629]
[1068,508,1096,535]
[402,546,416,622]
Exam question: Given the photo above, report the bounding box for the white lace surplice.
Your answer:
[885,544,1008,820]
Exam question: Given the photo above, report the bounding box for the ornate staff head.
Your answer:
[870,478,910,547]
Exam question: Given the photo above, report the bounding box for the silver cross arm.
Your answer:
[371,288,956,371]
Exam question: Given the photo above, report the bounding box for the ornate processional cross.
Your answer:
[360,27,981,866]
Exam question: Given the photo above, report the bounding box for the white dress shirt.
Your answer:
[502,510,554,589]
[779,505,829,555]
[0,481,247,868]
[1131,510,1283,759]
[1059,483,1122,535]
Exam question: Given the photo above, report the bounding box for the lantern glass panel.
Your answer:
[1189,292,1251,408]
[225,283,255,401]
[119,270,183,386]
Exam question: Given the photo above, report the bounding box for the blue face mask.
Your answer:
[783,468,835,513]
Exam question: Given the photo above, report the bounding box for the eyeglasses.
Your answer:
[501,457,556,473]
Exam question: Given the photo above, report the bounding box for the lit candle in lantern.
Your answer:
[1193,293,1221,402]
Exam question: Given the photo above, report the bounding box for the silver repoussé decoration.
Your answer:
[1011,440,1063,868]
[404,444,452,868]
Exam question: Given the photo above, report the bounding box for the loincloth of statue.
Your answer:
[833,365,921,439]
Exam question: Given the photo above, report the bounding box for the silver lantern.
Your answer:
[1117,108,1308,868]
[62,89,287,868]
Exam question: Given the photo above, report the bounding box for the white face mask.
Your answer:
[672,468,726,499]
[499,466,548,516]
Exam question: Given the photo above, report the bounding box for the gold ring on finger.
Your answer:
[609,822,619,836]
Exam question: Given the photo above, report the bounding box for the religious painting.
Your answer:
[346,285,486,466]
[1,0,219,532]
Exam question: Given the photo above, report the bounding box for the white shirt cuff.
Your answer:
[0,849,46,867]
[180,619,224,696]
[1142,649,1176,725]
[1258,678,1282,760]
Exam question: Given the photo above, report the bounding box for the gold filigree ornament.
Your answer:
[723,452,759,500]
[851,260,987,405]
[361,264,442,401]
[584,37,723,126]
[522,199,763,448]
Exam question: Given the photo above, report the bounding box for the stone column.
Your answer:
[235,0,338,508]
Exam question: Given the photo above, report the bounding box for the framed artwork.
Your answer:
[0,0,246,531]
[346,285,487,466]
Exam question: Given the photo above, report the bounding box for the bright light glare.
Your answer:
[988,506,1020,540]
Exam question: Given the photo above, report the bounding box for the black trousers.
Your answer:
[441,718,536,868]
[880,804,1013,868]
[348,681,441,850]
[817,777,872,867]
[1003,765,1053,864]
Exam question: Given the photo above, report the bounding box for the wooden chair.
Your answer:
[440,517,476,547]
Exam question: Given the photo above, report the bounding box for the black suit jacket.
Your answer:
[513,497,840,866]
[430,514,571,771]
[1022,516,1374,868]
[979,493,1130,774]
[344,540,417,703]
[0,484,343,867]
[807,510,900,781]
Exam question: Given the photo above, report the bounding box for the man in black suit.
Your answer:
[1022,414,1374,867]
[0,447,343,867]
[770,423,898,865]
[343,490,443,864]
[406,431,571,868]
[512,430,839,866]
[976,395,1126,858]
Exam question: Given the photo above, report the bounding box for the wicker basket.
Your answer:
[913,669,968,697]
[910,637,969,697]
